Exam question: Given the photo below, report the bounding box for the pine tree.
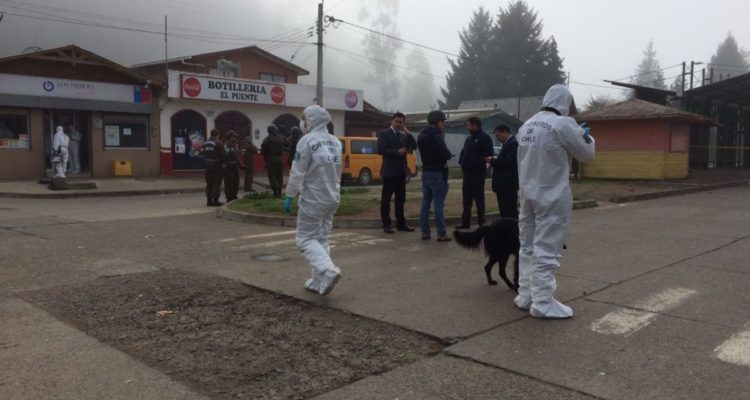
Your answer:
[400,48,437,112]
[439,7,493,109]
[710,32,749,82]
[360,4,403,111]
[440,1,565,109]
[632,40,666,89]
[486,1,565,98]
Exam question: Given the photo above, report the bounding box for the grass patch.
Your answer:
[229,189,374,216]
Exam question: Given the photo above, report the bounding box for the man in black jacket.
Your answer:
[417,110,453,242]
[486,124,519,219]
[457,117,494,229]
[377,112,417,233]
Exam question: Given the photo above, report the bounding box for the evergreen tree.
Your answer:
[401,48,437,112]
[632,40,666,89]
[439,7,493,109]
[583,95,618,112]
[440,1,566,108]
[710,32,749,82]
[360,3,403,111]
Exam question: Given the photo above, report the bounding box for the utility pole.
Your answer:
[164,15,168,89]
[316,1,324,106]
[690,61,695,90]
[680,61,686,94]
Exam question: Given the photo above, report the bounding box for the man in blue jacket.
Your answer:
[486,124,519,219]
[377,112,417,234]
[457,117,494,229]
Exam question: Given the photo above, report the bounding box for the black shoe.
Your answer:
[421,234,431,240]
[206,199,213,207]
[383,226,395,234]
[397,225,415,232]
[455,223,471,230]
[210,201,224,207]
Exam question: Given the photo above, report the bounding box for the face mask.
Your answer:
[299,120,307,134]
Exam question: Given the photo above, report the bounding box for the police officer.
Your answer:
[243,135,259,192]
[261,124,289,197]
[202,129,226,207]
[223,130,241,202]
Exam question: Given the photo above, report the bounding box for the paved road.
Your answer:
[1,188,749,399]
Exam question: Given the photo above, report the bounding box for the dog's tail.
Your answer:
[453,225,491,250]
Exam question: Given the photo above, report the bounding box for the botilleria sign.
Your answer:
[180,74,285,105]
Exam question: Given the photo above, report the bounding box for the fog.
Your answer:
[1,0,749,113]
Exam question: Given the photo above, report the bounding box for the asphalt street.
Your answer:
[1,188,749,399]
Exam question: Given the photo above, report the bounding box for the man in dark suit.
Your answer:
[377,112,417,233]
[486,124,519,219]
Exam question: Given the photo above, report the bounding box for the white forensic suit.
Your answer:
[514,84,595,318]
[284,105,343,295]
[52,126,70,178]
[68,125,83,173]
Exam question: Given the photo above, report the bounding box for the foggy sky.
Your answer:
[1,0,749,112]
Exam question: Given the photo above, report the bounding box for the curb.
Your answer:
[0,187,205,199]
[0,180,273,199]
[218,199,600,228]
[610,180,748,203]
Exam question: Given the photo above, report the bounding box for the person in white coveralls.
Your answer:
[514,84,596,319]
[283,105,344,296]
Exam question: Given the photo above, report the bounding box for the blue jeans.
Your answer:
[420,171,449,236]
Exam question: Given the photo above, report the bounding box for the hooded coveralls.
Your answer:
[515,84,595,318]
[52,126,70,178]
[285,105,343,291]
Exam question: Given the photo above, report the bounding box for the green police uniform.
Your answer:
[243,138,258,192]
[202,136,226,206]
[224,141,241,201]
[261,126,290,197]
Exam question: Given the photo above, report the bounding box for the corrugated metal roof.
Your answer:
[574,98,711,124]
[458,96,543,121]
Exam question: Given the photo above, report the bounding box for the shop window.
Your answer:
[0,109,30,148]
[171,110,206,170]
[259,73,287,83]
[103,114,149,149]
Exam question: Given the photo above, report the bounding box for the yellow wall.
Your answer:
[582,151,688,180]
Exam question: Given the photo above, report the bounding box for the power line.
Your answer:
[0,10,313,46]
[326,44,446,81]
[327,45,439,95]
[612,62,683,83]
[326,15,556,77]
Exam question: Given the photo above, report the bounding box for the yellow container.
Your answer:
[113,160,132,176]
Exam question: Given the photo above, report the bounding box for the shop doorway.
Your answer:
[272,113,300,139]
[215,111,252,144]
[43,110,91,177]
[171,110,207,170]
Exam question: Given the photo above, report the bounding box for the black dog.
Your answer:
[453,218,520,291]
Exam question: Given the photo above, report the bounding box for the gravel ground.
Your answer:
[21,270,444,400]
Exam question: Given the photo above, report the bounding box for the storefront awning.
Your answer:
[1,94,156,114]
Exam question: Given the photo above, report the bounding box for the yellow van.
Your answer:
[340,137,417,185]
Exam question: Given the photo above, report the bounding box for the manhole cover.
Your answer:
[253,254,288,262]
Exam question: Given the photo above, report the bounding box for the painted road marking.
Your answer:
[591,288,697,336]
[204,230,296,244]
[714,323,750,367]
[232,232,390,251]
[239,230,296,240]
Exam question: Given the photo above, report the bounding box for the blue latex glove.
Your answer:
[283,196,293,214]
[580,122,592,143]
